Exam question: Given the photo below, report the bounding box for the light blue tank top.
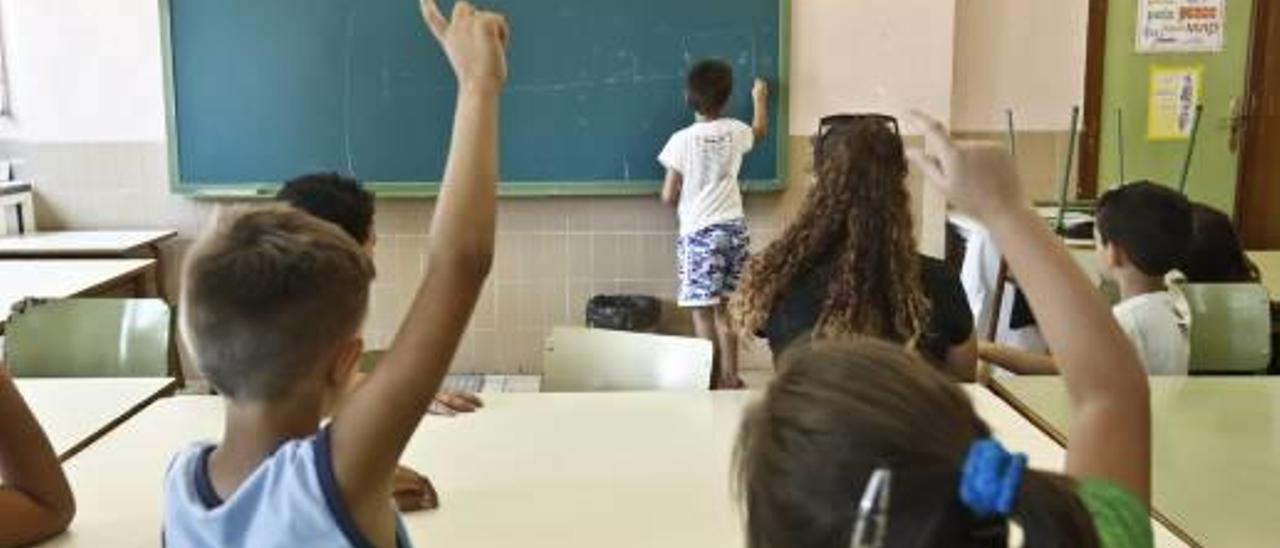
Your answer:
[163,426,412,548]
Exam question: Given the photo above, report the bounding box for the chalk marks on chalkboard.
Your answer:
[342,6,357,175]
[508,74,679,94]
[508,27,761,97]
[681,28,757,72]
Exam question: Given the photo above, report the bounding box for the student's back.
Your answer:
[165,425,401,546]
[1094,182,1194,376]
[1110,291,1189,376]
[733,114,975,379]
[163,3,507,546]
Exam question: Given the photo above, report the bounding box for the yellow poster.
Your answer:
[1148,65,1202,141]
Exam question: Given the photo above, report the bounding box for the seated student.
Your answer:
[163,2,506,545]
[1179,202,1259,283]
[276,172,485,415]
[731,113,977,380]
[981,181,1193,376]
[0,368,76,547]
[736,112,1153,548]
[278,174,488,512]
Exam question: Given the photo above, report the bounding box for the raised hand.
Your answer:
[905,110,1026,224]
[752,78,768,104]
[421,0,510,92]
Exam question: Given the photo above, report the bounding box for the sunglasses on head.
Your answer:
[815,114,901,157]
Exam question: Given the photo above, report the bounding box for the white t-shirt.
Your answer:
[1112,291,1191,376]
[658,118,755,235]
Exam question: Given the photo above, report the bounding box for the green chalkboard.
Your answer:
[162,0,788,197]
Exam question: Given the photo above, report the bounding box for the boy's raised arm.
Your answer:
[751,79,768,140]
[908,112,1151,506]
[0,369,76,546]
[331,0,507,506]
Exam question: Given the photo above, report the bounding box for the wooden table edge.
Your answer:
[0,259,158,336]
[985,379,1205,548]
[77,259,158,296]
[57,377,181,462]
[0,230,179,258]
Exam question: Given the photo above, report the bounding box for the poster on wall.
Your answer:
[1137,0,1226,53]
[1148,65,1202,140]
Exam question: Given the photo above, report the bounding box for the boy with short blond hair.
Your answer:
[163,1,508,545]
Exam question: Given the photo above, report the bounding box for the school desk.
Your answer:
[15,377,178,460]
[993,376,1280,548]
[951,212,1101,345]
[35,389,1185,547]
[1247,251,1280,299]
[0,258,155,330]
[0,230,176,258]
[0,230,176,300]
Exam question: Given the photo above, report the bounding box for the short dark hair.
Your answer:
[686,59,734,116]
[1180,202,1259,283]
[277,173,375,245]
[182,205,375,401]
[1095,181,1193,277]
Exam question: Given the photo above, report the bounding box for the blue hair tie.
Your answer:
[959,439,1027,518]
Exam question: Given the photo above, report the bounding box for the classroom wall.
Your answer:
[0,0,167,142]
[952,0,1089,131]
[1,0,1082,378]
[951,0,1090,201]
[1096,0,1255,212]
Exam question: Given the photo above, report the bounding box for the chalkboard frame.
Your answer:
[159,0,791,199]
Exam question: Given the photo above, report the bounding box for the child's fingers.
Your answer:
[906,109,953,152]
[437,391,482,412]
[492,14,509,48]
[462,391,485,408]
[394,490,439,512]
[905,149,944,183]
[453,1,476,22]
[477,11,507,47]
[421,0,448,42]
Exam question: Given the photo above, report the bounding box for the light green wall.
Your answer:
[1098,0,1254,212]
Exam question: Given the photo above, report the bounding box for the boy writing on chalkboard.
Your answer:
[659,60,767,389]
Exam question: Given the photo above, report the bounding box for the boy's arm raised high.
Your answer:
[908,112,1151,507]
[328,0,507,530]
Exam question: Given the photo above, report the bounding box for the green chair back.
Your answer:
[4,298,171,378]
[1179,283,1272,374]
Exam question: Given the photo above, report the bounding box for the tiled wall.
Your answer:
[7,132,1060,377]
[3,137,822,377]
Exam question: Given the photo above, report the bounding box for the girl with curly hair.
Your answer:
[731,114,977,378]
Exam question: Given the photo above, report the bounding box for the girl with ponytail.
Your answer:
[735,113,1153,548]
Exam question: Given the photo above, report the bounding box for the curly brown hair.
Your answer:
[731,117,929,346]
